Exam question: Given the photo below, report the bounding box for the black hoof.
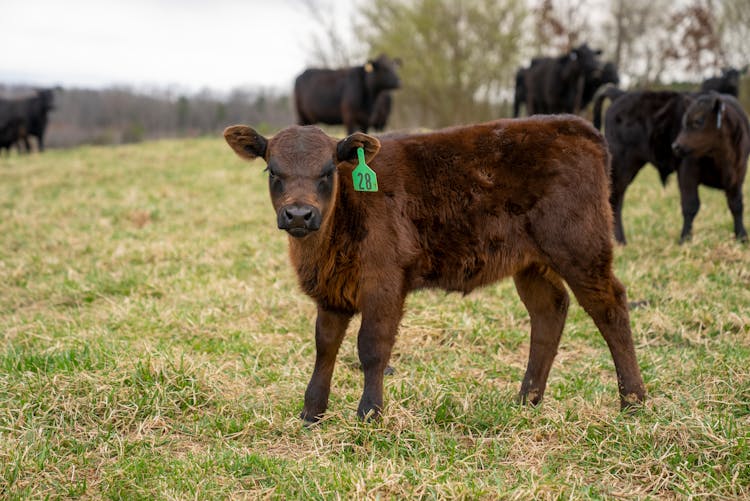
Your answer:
[517,390,543,406]
[300,410,323,425]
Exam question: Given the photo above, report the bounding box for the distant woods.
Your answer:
[0,85,293,149]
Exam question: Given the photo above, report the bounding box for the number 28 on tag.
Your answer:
[352,147,378,192]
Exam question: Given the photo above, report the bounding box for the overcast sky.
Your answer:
[0,0,355,93]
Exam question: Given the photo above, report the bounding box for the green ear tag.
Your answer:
[352,147,378,192]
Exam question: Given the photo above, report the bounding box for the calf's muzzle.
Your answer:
[278,204,322,238]
[671,141,690,157]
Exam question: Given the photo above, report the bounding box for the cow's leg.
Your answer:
[300,306,352,423]
[526,94,535,116]
[296,112,312,126]
[677,162,700,243]
[513,264,569,405]
[37,134,45,152]
[356,291,405,420]
[725,185,747,242]
[610,183,628,245]
[513,95,521,118]
[563,268,646,409]
[610,156,642,245]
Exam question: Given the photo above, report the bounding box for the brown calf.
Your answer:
[672,92,750,242]
[224,116,646,422]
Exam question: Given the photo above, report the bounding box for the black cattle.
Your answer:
[593,87,692,243]
[370,92,392,132]
[517,44,602,116]
[700,66,747,97]
[671,93,750,242]
[294,55,400,134]
[0,88,56,153]
[581,61,619,110]
[23,89,55,152]
[514,56,616,117]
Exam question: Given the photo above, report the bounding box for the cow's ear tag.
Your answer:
[352,147,378,192]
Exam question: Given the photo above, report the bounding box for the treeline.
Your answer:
[3,0,750,148]
[0,85,293,148]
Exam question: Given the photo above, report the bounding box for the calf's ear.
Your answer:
[714,98,726,129]
[224,125,268,161]
[336,132,381,164]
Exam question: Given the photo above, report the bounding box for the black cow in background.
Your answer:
[593,87,692,244]
[581,61,619,110]
[370,92,392,132]
[671,93,750,242]
[514,54,614,118]
[700,66,747,97]
[514,44,603,116]
[0,88,57,153]
[294,55,401,134]
[23,88,56,152]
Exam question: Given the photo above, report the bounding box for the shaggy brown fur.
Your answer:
[225,116,646,422]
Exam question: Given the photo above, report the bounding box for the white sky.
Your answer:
[0,0,355,93]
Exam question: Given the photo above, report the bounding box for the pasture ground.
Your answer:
[1,136,749,499]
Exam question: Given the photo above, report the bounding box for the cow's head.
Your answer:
[224,125,380,238]
[565,43,603,78]
[599,61,620,86]
[672,93,726,158]
[364,54,401,93]
[35,88,56,111]
[719,67,741,90]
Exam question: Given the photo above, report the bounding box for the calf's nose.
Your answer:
[671,141,688,157]
[277,204,321,235]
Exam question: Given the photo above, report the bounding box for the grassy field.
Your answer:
[1,135,748,499]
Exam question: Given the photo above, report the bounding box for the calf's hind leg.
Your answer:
[565,270,646,409]
[725,186,747,242]
[513,265,570,405]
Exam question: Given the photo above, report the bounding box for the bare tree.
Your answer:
[663,1,725,76]
[360,0,527,128]
[716,0,750,68]
[531,0,592,54]
[603,0,673,86]
[298,0,365,68]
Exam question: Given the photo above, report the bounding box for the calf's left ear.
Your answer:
[714,98,726,129]
[336,132,381,164]
[224,125,268,161]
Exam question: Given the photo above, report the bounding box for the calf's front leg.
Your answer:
[356,292,405,420]
[677,163,701,243]
[301,306,352,423]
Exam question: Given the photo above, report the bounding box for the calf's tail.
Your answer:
[592,84,625,130]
